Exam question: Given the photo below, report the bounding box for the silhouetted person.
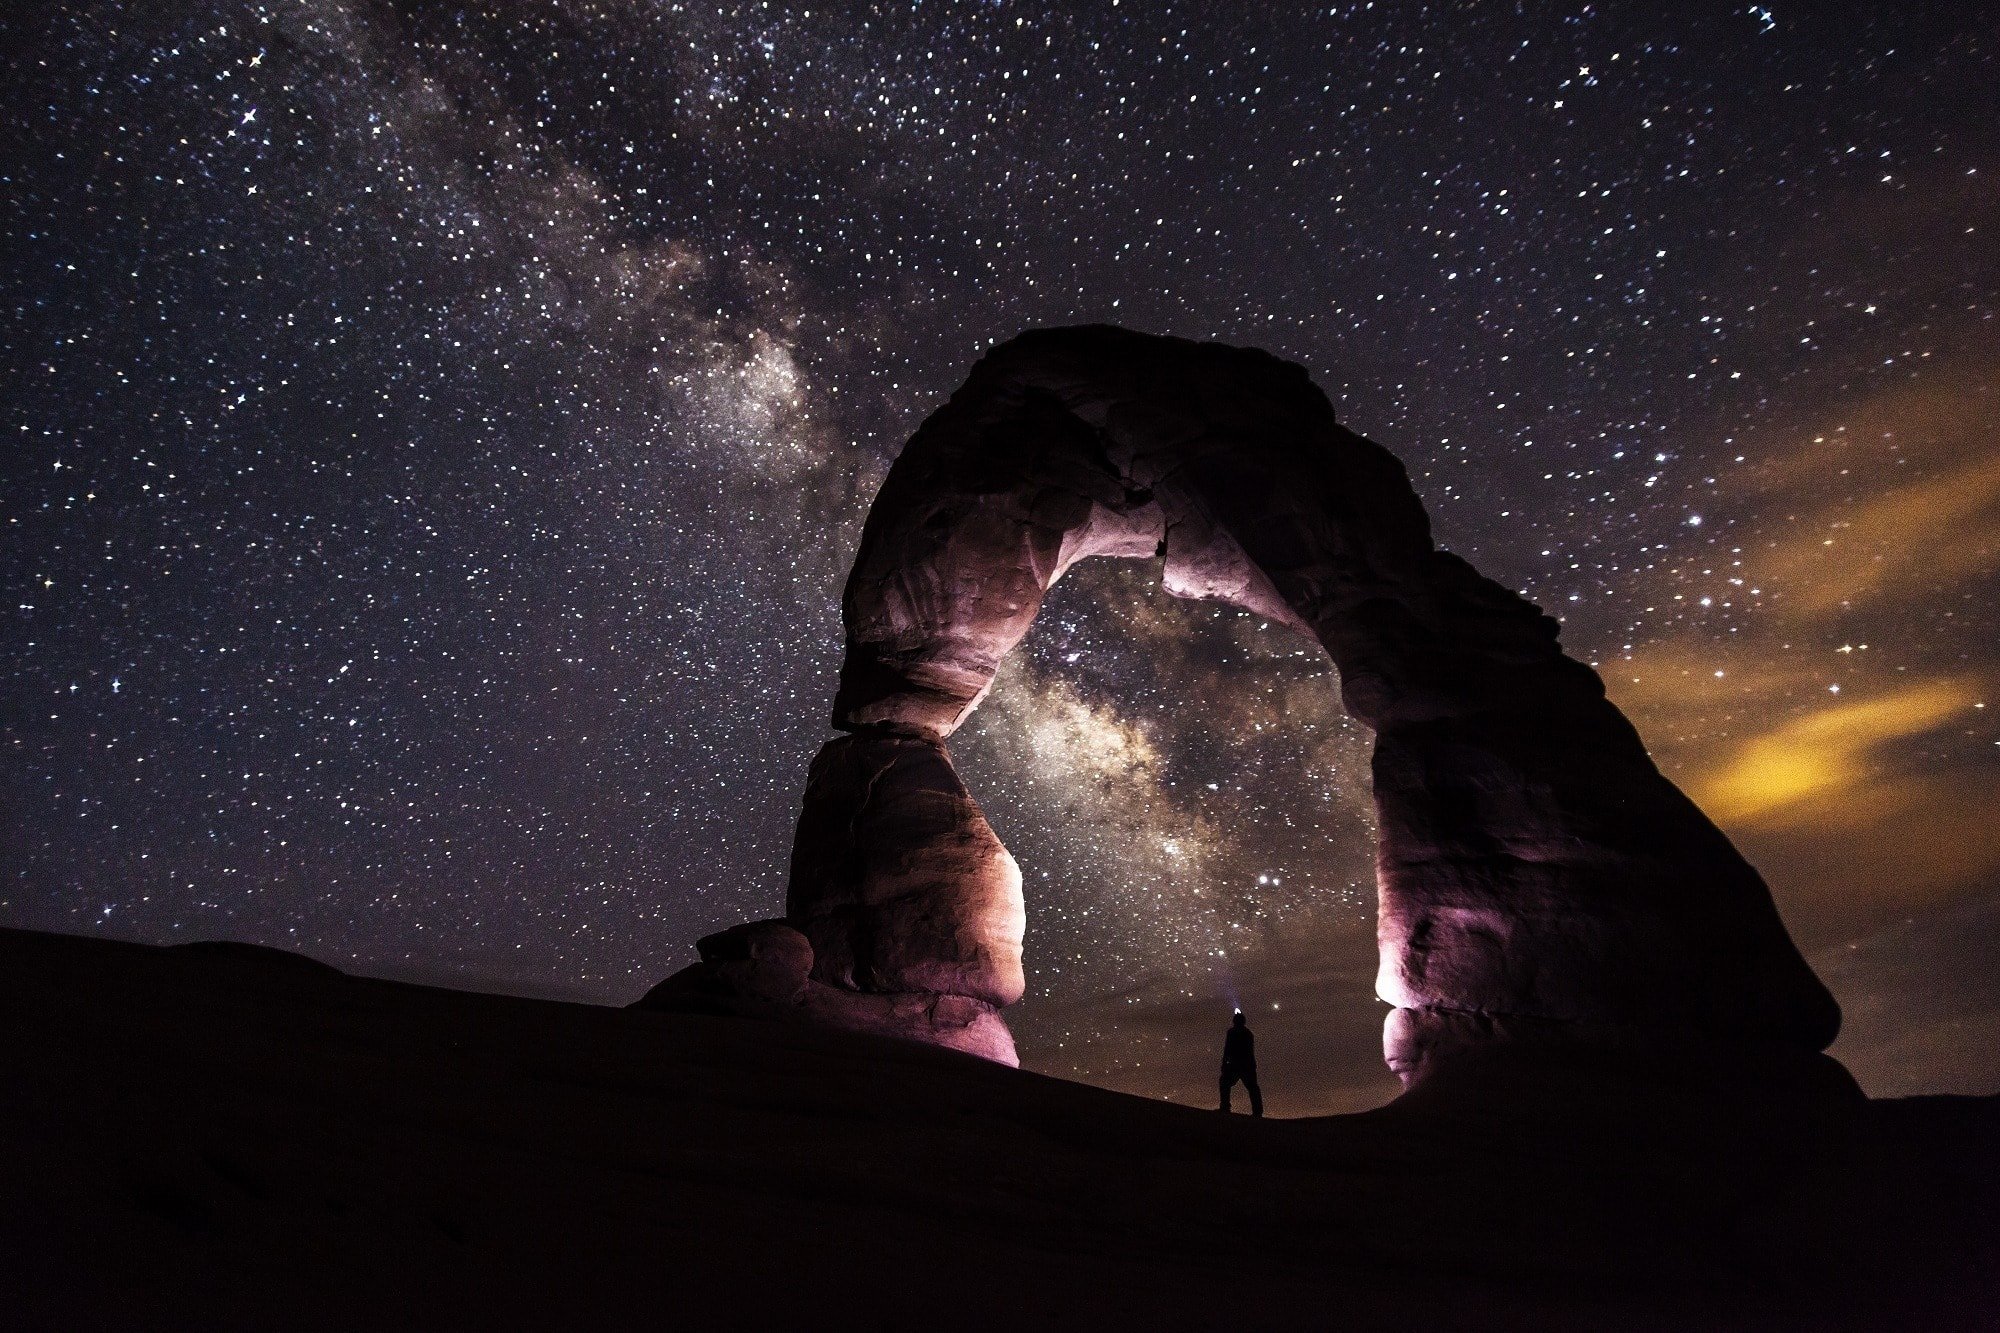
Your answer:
[1218,1010,1263,1116]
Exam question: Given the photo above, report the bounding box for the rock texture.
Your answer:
[785,734,1025,1008]
[651,324,1840,1078]
[635,919,1016,1064]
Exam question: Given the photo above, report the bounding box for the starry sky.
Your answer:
[5,2,1996,1115]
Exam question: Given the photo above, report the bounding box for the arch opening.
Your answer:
[644,326,1840,1084]
[943,559,1384,1101]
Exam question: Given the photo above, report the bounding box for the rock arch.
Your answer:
[645,326,1839,1082]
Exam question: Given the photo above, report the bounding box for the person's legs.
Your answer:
[1218,1070,1236,1112]
[1244,1072,1263,1117]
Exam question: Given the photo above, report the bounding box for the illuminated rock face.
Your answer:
[649,325,1840,1078]
[785,734,1025,1009]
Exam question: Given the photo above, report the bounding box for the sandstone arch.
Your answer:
[645,326,1840,1081]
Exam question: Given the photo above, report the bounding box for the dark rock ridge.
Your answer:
[10,927,1994,1329]
[645,325,1840,1079]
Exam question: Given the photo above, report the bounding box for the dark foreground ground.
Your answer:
[3,927,1994,1331]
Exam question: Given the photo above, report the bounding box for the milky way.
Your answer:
[5,2,1996,1113]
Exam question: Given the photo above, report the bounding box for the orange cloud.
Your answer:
[1689,679,1979,826]
[1751,449,2000,617]
[1727,362,2000,616]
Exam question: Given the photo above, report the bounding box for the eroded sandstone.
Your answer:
[646,325,1840,1079]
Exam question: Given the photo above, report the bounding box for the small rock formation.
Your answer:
[635,919,1016,1063]
[643,325,1840,1081]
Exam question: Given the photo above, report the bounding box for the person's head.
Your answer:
[1232,1010,1246,1027]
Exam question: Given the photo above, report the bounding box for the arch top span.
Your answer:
[642,325,1840,1082]
[832,325,1435,739]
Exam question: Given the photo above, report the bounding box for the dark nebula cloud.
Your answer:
[4,2,1995,1112]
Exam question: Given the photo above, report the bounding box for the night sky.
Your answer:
[5,2,1996,1115]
